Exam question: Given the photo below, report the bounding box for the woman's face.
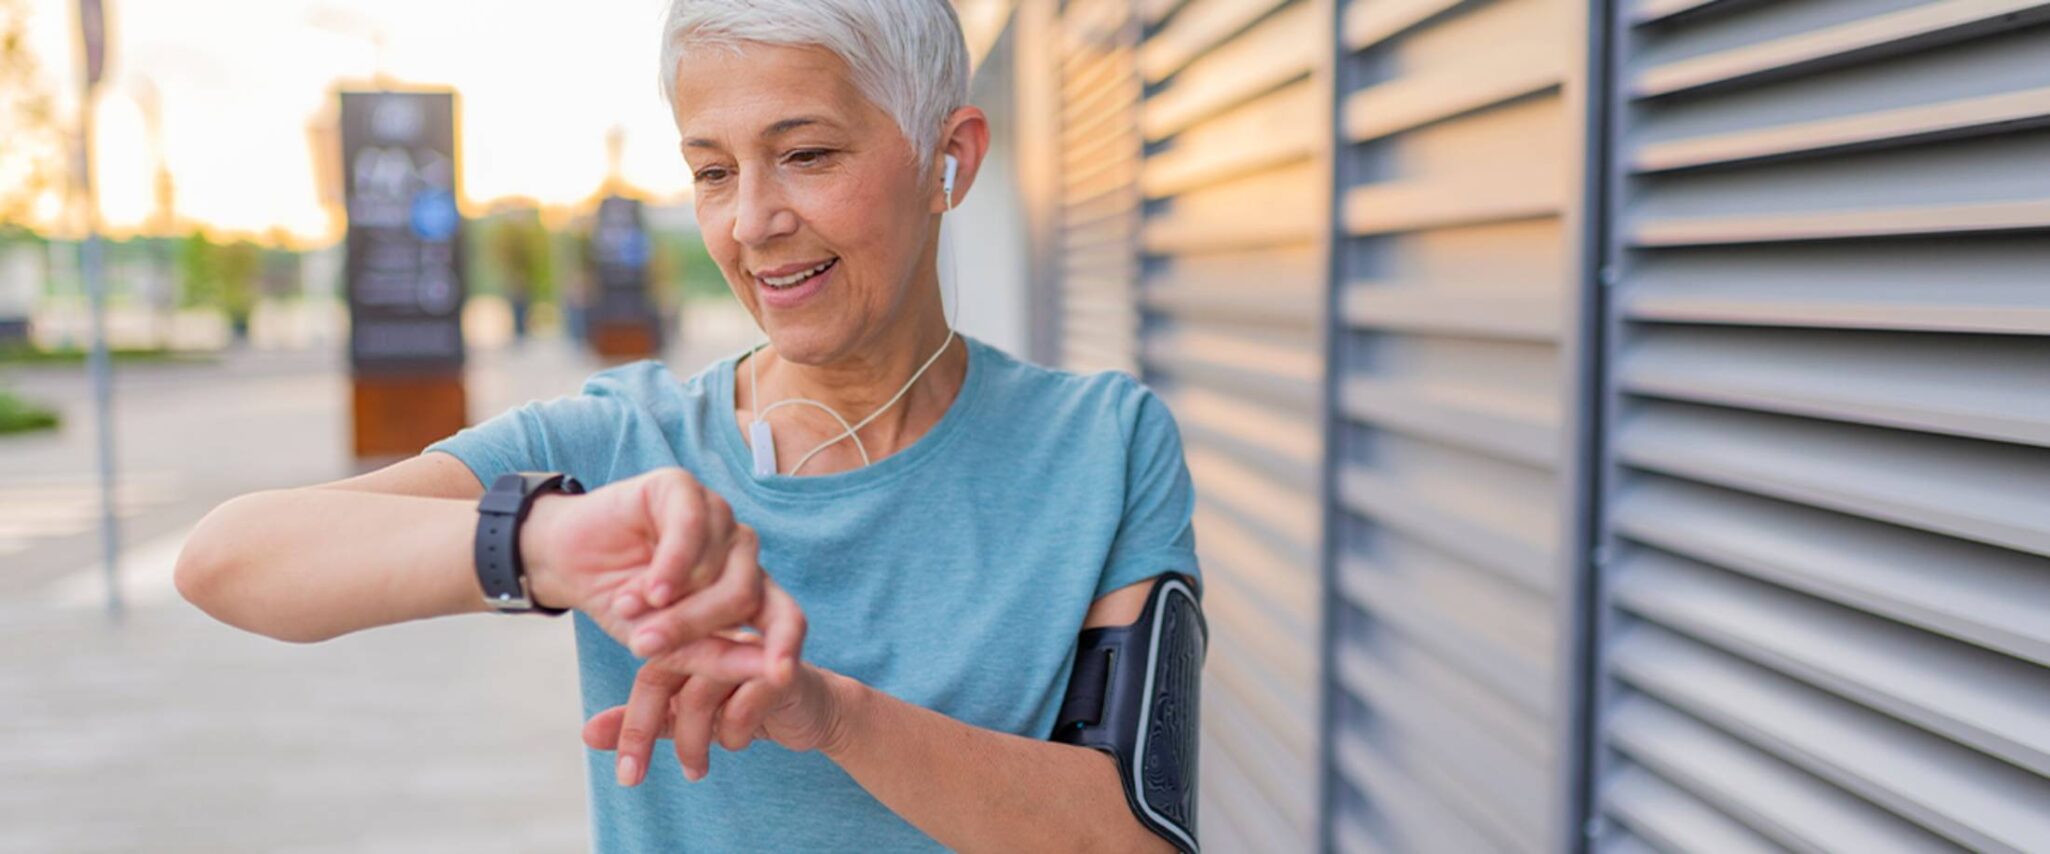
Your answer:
[672,43,942,365]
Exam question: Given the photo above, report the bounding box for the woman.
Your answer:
[175,1,1201,851]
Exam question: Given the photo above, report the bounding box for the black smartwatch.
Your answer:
[475,471,584,615]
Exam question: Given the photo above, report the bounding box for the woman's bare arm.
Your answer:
[173,453,502,642]
[815,580,1177,853]
[174,456,766,652]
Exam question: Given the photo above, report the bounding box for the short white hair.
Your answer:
[657,0,970,169]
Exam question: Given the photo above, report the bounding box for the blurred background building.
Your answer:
[2,0,2046,851]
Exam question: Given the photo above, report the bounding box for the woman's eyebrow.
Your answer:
[682,116,840,150]
[762,116,838,138]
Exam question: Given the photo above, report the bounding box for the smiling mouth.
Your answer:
[758,258,839,289]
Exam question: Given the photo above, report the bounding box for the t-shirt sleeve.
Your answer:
[422,369,637,490]
[1095,382,1202,601]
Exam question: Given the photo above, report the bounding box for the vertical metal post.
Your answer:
[76,0,119,620]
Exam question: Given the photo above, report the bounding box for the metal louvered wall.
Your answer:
[1125,0,1333,850]
[1055,0,1145,373]
[1326,0,1598,850]
[1591,2,2050,852]
[1022,0,2050,850]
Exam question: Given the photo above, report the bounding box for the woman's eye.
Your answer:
[786,149,831,167]
[694,167,731,184]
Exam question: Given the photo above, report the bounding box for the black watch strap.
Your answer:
[475,471,584,615]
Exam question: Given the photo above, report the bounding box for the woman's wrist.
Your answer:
[819,667,871,762]
[518,491,573,610]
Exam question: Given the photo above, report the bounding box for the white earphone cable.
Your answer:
[747,158,962,476]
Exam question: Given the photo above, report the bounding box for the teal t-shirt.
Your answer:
[424,334,1200,852]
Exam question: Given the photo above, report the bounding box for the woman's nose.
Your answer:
[731,173,798,247]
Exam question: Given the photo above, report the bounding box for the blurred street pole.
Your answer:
[76,0,120,620]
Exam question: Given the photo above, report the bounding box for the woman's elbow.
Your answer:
[174,491,332,644]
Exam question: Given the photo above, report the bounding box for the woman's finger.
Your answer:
[756,576,807,684]
[581,705,637,751]
[626,526,766,658]
[615,472,728,618]
[716,678,776,752]
[645,635,769,683]
[671,677,739,783]
[614,665,688,788]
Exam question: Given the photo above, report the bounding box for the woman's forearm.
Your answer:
[820,673,1175,854]
[174,488,490,642]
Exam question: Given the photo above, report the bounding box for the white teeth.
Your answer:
[761,259,835,288]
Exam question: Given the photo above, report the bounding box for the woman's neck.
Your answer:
[744,315,967,468]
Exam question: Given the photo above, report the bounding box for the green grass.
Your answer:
[0,344,218,366]
[0,390,59,435]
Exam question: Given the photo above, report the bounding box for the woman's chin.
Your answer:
[756,323,850,366]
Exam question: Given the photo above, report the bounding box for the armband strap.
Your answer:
[1052,574,1206,853]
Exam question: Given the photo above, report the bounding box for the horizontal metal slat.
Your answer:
[1141,147,1323,255]
[1340,376,1561,467]
[1143,330,1320,412]
[1611,624,2050,851]
[1600,762,1782,854]
[1613,476,2050,668]
[1140,0,1292,82]
[1210,623,1317,759]
[1338,464,1556,594]
[1143,83,1320,199]
[1342,0,1470,50]
[1633,0,2050,99]
[1209,608,1318,757]
[1617,402,2050,557]
[1333,610,1554,764]
[1141,1,1319,140]
[1336,552,1555,719]
[1630,199,2050,246]
[1343,43,1562,143]
[1342,283,1561,341]
[1188,442,1322,555]
[1615,549,2050,777]
[1167,384,1322,489]
[1620,327,2050,446]
[1197,536,1312,696]
[1203,667,1318,845]
[1608,696,1956,853]
[1142,283,1320,329]
[1622,270,2050,336]
[1142,0,1191,26]
[1595,828,1665,854]
[1345,178,1562,235]
[1635,85,2050,173]
[1332,729,1507,853]
[1331,627,1551,845]
[1628,0,1746,27]
[1201,722,1311,852]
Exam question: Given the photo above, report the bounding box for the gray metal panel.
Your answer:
[1135,0,1333,849]
[1593,1,2050,851]
[1329,0,1596,849]
[1056,0,1145,373]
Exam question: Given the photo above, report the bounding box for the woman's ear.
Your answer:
[933,106,991,214]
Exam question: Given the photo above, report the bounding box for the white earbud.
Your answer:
[942,154,959,211]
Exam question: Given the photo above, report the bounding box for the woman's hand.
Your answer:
[580,576,842,786]
[518,467,762,657]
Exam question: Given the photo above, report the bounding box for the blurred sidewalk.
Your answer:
[0,303,757,852]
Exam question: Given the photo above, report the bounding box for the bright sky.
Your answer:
[21,0,699,243]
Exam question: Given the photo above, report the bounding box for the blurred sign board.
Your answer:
[585,195,661,359]
[340,90,465,376]
[339,90,467,458]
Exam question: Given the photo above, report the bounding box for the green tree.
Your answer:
[216,240,259,335]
